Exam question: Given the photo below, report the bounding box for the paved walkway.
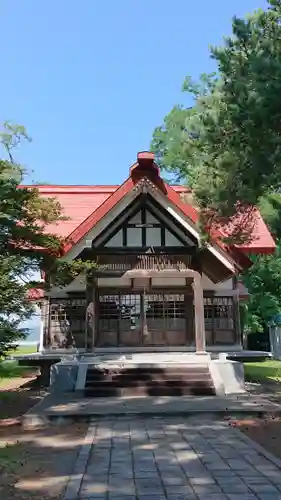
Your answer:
[64,416,281,500]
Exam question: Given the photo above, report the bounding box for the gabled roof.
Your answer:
[22,183,190,240]
[22,152,275,266]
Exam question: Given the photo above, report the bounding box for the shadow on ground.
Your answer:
[0,378,46,421]
[0,422,88,500]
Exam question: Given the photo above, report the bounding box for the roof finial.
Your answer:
[130,151,159,176]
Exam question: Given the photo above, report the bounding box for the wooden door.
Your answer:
[97,293,142,346]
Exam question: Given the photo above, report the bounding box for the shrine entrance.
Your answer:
[96,291,193,347]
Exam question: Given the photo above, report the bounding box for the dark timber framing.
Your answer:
[92,193,198,249]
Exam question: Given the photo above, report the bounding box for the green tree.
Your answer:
[243,244,281,332]
[0,122,95,356]
[242,194,281,332]
[151,1,281,331]
[152,0,281,235]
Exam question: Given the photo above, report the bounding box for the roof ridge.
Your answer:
[20,183,190,189]
[20,184,119,188]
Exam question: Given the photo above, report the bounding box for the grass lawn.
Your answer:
[8,344,38,356]
[244,360,281,384]
[0,345,38,389]
[0,361,31,383]
[0,362,36,389]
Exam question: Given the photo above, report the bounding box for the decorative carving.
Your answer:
[133,176,157,193]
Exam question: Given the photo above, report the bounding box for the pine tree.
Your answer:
[0,122,95,355]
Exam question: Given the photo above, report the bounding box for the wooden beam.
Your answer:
[90,246,197,255]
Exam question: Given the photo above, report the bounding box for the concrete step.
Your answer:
[84,364,215,397]
[85,375,213,385]
[87,365,210,372]
[86,372,211,382]
[87,364,210,370]
[84,384,216,397]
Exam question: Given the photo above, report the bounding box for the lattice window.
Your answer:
[99,295,120,332]
[145,293,185,330]
[98,292,186,336]
[204,297,213,331]
[213,297,234,331]
[204,297,233,329]
[204,295,234,345]
[49,297,86,349]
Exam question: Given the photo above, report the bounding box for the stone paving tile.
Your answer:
[225,496,259,500]
[257,495,281,500]
[72,416,281,500]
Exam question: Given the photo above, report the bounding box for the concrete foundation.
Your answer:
[49,352,246,396]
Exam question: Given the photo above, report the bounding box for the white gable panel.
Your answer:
[129,211,142,224]
[105,229,123,247]
[98,277,131,287]
[127,227,142,246]
[146,211,158,224]
[165,229,183,247]
[147,227,161,246]
[152,277,186,286]
[202,273,233,291]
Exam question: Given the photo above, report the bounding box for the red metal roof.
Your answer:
[234,210,275,254]
[27,288,44,301]
[21,185,118,238]
[21,152,275,260]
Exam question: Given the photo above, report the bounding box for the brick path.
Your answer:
[64,416,281,500]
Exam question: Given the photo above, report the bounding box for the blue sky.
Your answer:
[1,0,267,186]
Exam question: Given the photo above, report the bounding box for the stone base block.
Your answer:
[50,362,78,393]
[209,358,245,395]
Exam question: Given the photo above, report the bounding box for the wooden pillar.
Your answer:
[232,275,242,346]
[41,298,51,349]
[93,283,98,348]
[184,281,194,346]
[85,273,96,351]
[192,274,206,353]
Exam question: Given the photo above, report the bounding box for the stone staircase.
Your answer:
[84,364,216,397]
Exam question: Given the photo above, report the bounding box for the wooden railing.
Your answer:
[96,252,193,273]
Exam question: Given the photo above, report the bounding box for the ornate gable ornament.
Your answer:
[133,176,157,194]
